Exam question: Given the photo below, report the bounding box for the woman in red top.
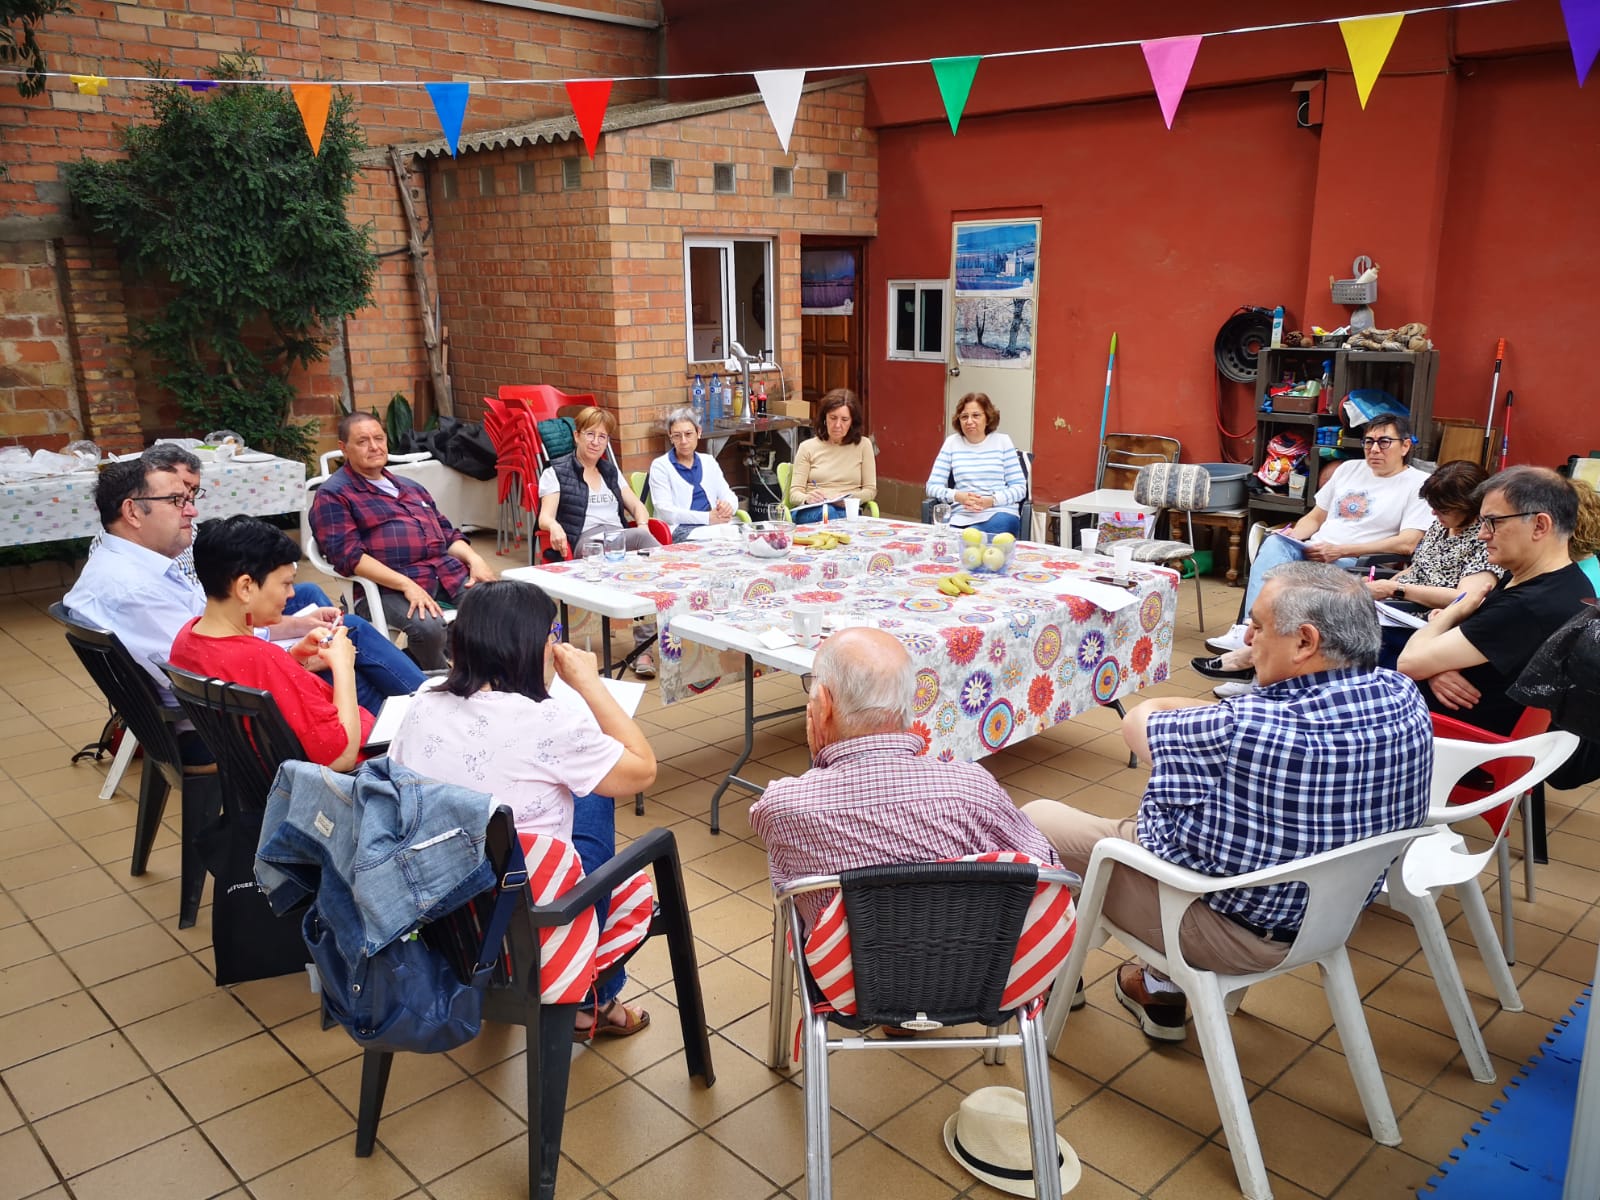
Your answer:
[170,515,371,770]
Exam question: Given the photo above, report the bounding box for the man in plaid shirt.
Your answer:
[750,627,1060,933]
[310,412,494,668]
[1026,562,1432,1042]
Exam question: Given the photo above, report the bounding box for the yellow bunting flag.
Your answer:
[291,84,333,156]
[71,75,109,96]
[1339,13,1404,109]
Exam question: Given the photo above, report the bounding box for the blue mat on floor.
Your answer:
[1420,987,1590,1197]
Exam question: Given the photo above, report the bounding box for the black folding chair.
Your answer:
[49,602,220,928]
[355,812,716,1200]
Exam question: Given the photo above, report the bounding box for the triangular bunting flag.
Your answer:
[565,79,613,160]
[291,84,333,156]
[70,75,109,96]
[179,80,217,92]
[1140,35,1202,129]
[931,56,981,135]
[755,69,805,153]
[1339,13,1404,109]
[1561,0,1600,85]
[425,82,470,157]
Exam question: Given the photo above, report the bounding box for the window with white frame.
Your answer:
[685,237,773,364]
[888,280,948,361]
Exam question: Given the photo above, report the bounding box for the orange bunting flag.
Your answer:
[1339,13,1404,109]
[70,75,109,96]
[565,79,614,160]
[291,84,333,156]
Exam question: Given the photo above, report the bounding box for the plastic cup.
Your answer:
[1080,528,1100,555]
[1112,544,1134,580]
[791,606,823,648]
[843,497,861,521]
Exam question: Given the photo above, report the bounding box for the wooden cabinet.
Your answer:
[1247,346,1438,525]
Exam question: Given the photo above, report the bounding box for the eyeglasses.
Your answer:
[668,430,698,441]
[549,619,564,643]
[581,431,610,443]
[1361,437,1402,449]
[130,491,201,510]
[800,673,814,695]
[1478,511,1540,534]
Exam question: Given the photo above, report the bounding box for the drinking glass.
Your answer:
[604,530,628,563]
[931,502,952,529]
[582,537,604,579]
[708,572,736,613]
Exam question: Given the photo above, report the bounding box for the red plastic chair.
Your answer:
[1429,707,1552,963]
[498,385,596,425]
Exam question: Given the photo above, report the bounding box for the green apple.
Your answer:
[982,545,1008,571]
[992,532,1016,547]
[962,546,985,569]
[961,528,984,545]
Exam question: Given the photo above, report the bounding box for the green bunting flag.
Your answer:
[931,55,981,135]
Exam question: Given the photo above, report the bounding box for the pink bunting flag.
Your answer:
[565,79,614,160]
[1140,35,1203,129]
[1561,0,1600,85]
[291,84,332,156]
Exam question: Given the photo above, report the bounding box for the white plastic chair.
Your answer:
[1381,730,1580,1083]
[301,472,393,640]
[1041,826,1427,1200]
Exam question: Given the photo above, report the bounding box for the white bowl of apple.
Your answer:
[745,521,793,559]
[958,528,1017,574]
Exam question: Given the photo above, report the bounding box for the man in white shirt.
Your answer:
[1196,414,1432,694]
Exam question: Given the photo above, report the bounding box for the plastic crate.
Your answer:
[1331,277,1378,305]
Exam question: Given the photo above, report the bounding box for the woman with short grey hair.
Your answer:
[647,407,739,542]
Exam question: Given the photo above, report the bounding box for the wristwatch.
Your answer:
[1393,585,1407,601]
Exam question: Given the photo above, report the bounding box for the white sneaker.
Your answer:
[1205,624,1250,654]
[1213,681,1253,699]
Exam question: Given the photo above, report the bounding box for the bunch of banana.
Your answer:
[936,572,977,596]
[793,531,852,550]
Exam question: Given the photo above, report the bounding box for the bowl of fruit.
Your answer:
[745,521,794,559]
[958,528,1017,574]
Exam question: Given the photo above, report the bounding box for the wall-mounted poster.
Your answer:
[954,222,1037,295]
[954,295,1033,366]
[801,248,855,314]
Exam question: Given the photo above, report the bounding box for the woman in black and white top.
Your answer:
[1365,460,1502,610]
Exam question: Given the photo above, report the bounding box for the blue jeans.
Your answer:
[792,503,847,524]
[956,511,1021,538]
[570,791,625,1006]
[1240,536,1358,621]
[290,584,427,714]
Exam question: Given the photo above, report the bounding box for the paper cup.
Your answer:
[1112,544,1134,580]
[791,606,824,648]
[1080,528,1100,555]
[843,497,861,521]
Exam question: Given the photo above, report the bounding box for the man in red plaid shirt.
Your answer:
[310,412,494,668]
[750,627,1059,931]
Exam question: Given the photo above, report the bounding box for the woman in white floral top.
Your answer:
[1366,460,1503,610]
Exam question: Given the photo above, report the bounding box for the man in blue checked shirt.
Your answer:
[1025,562,1432,1042]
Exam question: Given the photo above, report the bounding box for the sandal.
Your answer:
[573,998,650,1043]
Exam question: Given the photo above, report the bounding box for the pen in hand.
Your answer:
[319,612,344,645]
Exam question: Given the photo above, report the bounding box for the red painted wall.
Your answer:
[872,80,1319,501]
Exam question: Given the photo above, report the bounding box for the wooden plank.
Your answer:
[389,146,454,418]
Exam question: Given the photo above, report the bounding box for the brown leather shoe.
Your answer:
[1114,963,1188,1042]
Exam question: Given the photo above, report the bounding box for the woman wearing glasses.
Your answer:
[647,407,739,542]
[1196,414,1433,691]
[390,580,657,1039]
[536,406,661,677]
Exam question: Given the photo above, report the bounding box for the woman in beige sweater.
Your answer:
[789,388,877,522]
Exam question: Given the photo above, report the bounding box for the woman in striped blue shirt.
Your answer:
[924,392,1028,536]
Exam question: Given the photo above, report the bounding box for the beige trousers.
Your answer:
[1021,801,1292,976]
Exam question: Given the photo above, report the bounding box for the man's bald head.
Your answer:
[807,627,914,751]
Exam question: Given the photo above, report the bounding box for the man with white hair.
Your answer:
[750,627,1059,929]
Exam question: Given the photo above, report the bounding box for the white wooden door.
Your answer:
[942,219,1040,452]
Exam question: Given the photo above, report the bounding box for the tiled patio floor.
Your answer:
[0,562,1594,1200]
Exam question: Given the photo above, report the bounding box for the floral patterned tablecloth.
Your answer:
[536,519,1178,761]
[0,454,307,548]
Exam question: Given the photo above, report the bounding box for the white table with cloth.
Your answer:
[506,517,1177,832]
[0,452,306,548]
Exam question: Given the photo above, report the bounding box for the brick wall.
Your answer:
[0,0,660,452]
[428,82,878,475]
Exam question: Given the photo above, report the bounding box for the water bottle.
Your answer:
[709,372,722,424]
[692,374,705,427]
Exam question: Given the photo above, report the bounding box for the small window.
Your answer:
[772,166,793,196]
[440,171,457,200]
[650,158,675,190]
[713,163,735,194]
[888,280,948,362]
[518,163,537,193]
[562,157,582,190]
[684,237,774,364]
[479,167,495,196]
[826,170,847,200]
